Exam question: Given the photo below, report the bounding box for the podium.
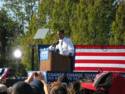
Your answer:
[40,51,71,72]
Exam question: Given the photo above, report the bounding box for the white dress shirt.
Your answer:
[55,37,74,56]
[49,37,74,56]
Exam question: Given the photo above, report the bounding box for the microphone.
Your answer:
[51,41,60,54]
[52,41,59,46]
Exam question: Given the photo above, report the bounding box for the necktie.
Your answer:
[61,40,63,46]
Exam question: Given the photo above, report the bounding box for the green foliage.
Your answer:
[87,0,114,45]
[110,2,125,45]
[71,0,90,44]
[19,15,41,70]
[3,0,39,32]
[0,9,21,67]
[38,0,115,45]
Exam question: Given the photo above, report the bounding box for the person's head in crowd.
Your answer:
[72,81,81,92]
[57,75,69,84]
[30,79,45,94]
[0,84,7,94]
[50,84,68,94]
[34,72,40,79]
[7,87,13,94]
[58,29,65,39]
[33,72,44,81]
[25,71,46,94]
[68,81,82,94]
[49,81,61,90]
[11,81,34,94]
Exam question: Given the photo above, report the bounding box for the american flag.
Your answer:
[74,45,125,72]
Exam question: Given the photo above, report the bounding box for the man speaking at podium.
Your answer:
[49,29,75,71]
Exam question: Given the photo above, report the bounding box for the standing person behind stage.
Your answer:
[49,29,75,72]
[49,29,74,56]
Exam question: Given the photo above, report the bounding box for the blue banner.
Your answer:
[46,71,97,83]
[38,45,49,62]
[40,48,49,61]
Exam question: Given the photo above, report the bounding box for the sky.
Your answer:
[0,1,3,9]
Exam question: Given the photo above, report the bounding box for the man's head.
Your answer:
[30,79,45,94]
[11,81,34,94]
[50,84,67,94]
[0,84,7,94]
[58,29,64,39]
[33,72,44,80]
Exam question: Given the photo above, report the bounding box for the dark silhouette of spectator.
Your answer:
[69,80,83,94]
[94,72,112,89]
[57,75,69,85]
[25,72,48,94]
[30,79,45,94]
[93,72,112,94]
[50,83,68,94]
[72,81,81,94]
[11,81,34,94]
[0,83,7,94]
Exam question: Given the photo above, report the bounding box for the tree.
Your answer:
[38,0,78,43]
[0,9,21,67]
[88,0,114,45]
[19,15,41,70]
[2,0,39,32]
[38,0,115,45]
[71,0,89,44]
[1,0,40,70]
[110,1,125,45]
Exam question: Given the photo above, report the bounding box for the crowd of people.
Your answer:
[2,70,125,94]
[0,71,84,94]
[0,69,120,94]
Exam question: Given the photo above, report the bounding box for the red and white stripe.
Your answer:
[74,45,125,72]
